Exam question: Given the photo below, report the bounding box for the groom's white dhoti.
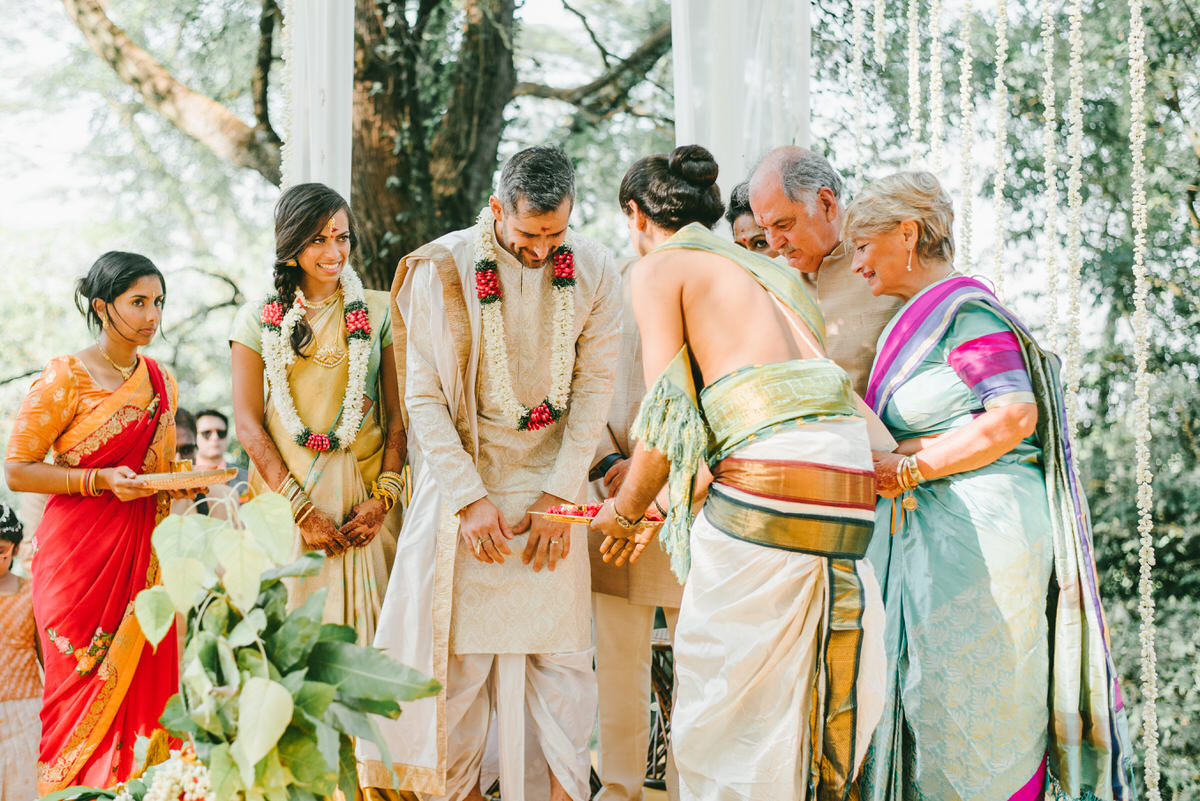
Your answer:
[358,221,620,801]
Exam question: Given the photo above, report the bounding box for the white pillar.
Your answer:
[281,0,355,199]
[671,0,810,195]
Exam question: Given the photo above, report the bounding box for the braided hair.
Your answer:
[0,504,24,549]
[272,183,360,356]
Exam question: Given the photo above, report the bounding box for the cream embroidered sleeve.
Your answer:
[403,261,489,514]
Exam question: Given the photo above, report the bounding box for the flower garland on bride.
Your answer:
[259,265,372,452]
[473,207,575,431]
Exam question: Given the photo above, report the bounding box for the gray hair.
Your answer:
[753,147,845,205]
[843,171,955,265]
[498,145,576,214]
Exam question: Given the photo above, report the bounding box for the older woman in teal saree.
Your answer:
[846,172,1134,801]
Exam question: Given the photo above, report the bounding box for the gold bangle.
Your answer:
[296,502,315,525]
[65,468,72,496]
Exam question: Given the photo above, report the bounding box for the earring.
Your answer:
[906,249,914,272]
[285,259,298,267]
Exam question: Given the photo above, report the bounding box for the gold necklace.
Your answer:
[99,346,137,380]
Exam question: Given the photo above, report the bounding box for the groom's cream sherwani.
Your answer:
[358,221,620,801]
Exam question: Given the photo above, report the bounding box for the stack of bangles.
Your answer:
[895,454,927,492]
[369,471,405,512]
[279,474,316,525]
[65,467,102,497]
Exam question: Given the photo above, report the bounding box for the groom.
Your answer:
[359,145,621,801]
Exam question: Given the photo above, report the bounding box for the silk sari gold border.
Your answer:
[713,458,876,509]
[54,359,150,455]
[704,487,873,559]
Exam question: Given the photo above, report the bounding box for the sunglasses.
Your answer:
[177,444,198,459]
[199,429,228,439]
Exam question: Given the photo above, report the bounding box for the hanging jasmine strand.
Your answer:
[1040,0,1062,353]
[928,0,946,170]
[1128,0,1162,796]
[907,0,923,162]
[1064,0,1086,436]
[852,0,869,178]
[957,1,976,272]
[874,0,887,66]
[990,0,1011,298]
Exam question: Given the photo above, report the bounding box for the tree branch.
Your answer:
[0,369,40,388]
[61,0,282,185]
[560,0,614,66]
[251,0,281,142]
[513,21,671,116]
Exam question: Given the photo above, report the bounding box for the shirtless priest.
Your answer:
[359,146,621,801]
[590,145,886,801]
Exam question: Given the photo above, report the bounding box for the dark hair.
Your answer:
[724,180,754,228]
[273,183,359,355]
[498,145,576,214]
[195,409,228,429]
[175,407,197,438]
[0,504,23,548]
[618,145,725,231]
[74,252,166,335]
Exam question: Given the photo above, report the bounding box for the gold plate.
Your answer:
[133,468,238,490]
[533,511,595,525]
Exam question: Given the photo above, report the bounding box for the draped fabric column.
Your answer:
[280,0,355,197]
[670,0,810,204]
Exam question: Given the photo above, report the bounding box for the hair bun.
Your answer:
[668,144,719,187]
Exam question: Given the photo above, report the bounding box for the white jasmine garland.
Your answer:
[1064,0,1085,436]
[907,0,923,160]
[957,0,976,272]
[990,0,1011,298]
[474,208,577,431]
[260,265,372,452]
[873,0,887,66]
[1040,0,1062,352]
[852,0,868,176]
[1128,0,1162,795]
[928,0,946,169]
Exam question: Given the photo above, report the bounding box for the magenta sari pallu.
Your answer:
[31,357,179,794]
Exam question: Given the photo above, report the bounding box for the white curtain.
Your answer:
[280,0,355,199]
[671,0,810,200]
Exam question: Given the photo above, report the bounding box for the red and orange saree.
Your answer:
[6,354,178,793]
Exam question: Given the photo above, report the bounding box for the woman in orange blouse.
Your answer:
[0,504,40,801]
[4,251,179,794]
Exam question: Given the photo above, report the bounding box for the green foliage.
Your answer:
[129,493,440,801]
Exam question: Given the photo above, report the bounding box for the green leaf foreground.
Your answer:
[114,492,439,801]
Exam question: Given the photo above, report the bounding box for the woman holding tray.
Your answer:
[5,251,180,794]
[230,183,406,645]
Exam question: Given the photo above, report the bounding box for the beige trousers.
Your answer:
[593,593,679,801]
[433,650,596,801]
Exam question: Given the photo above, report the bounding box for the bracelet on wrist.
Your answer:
[612,500,644,531]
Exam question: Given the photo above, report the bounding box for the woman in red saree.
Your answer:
[5,251,179,793]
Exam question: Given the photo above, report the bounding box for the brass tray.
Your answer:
[532,511,663,528]
[133,468,238,490]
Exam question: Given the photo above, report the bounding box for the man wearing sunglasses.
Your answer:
[195,408,248,497]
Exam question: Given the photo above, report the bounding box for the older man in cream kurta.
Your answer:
[359,174,621,801]
[588,257,683,801]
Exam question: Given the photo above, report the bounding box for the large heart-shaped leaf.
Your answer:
[208,742,244,801]
[216,529,272,611]
[231,677,293,785]
[240,492,296,565]
[261,551,324,581]
[152,514,213,563]
[228,608,268,648]
[133,586,175,648]
[306,640,440,703]
[264,589,326,672]
[160,557,209,614]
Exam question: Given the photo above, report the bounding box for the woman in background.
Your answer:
[725,180,779,258]
[5,251,179,793]
[0,504,40,801]
[231,183,406,644]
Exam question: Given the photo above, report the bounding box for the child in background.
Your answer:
[0,503,41,801]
